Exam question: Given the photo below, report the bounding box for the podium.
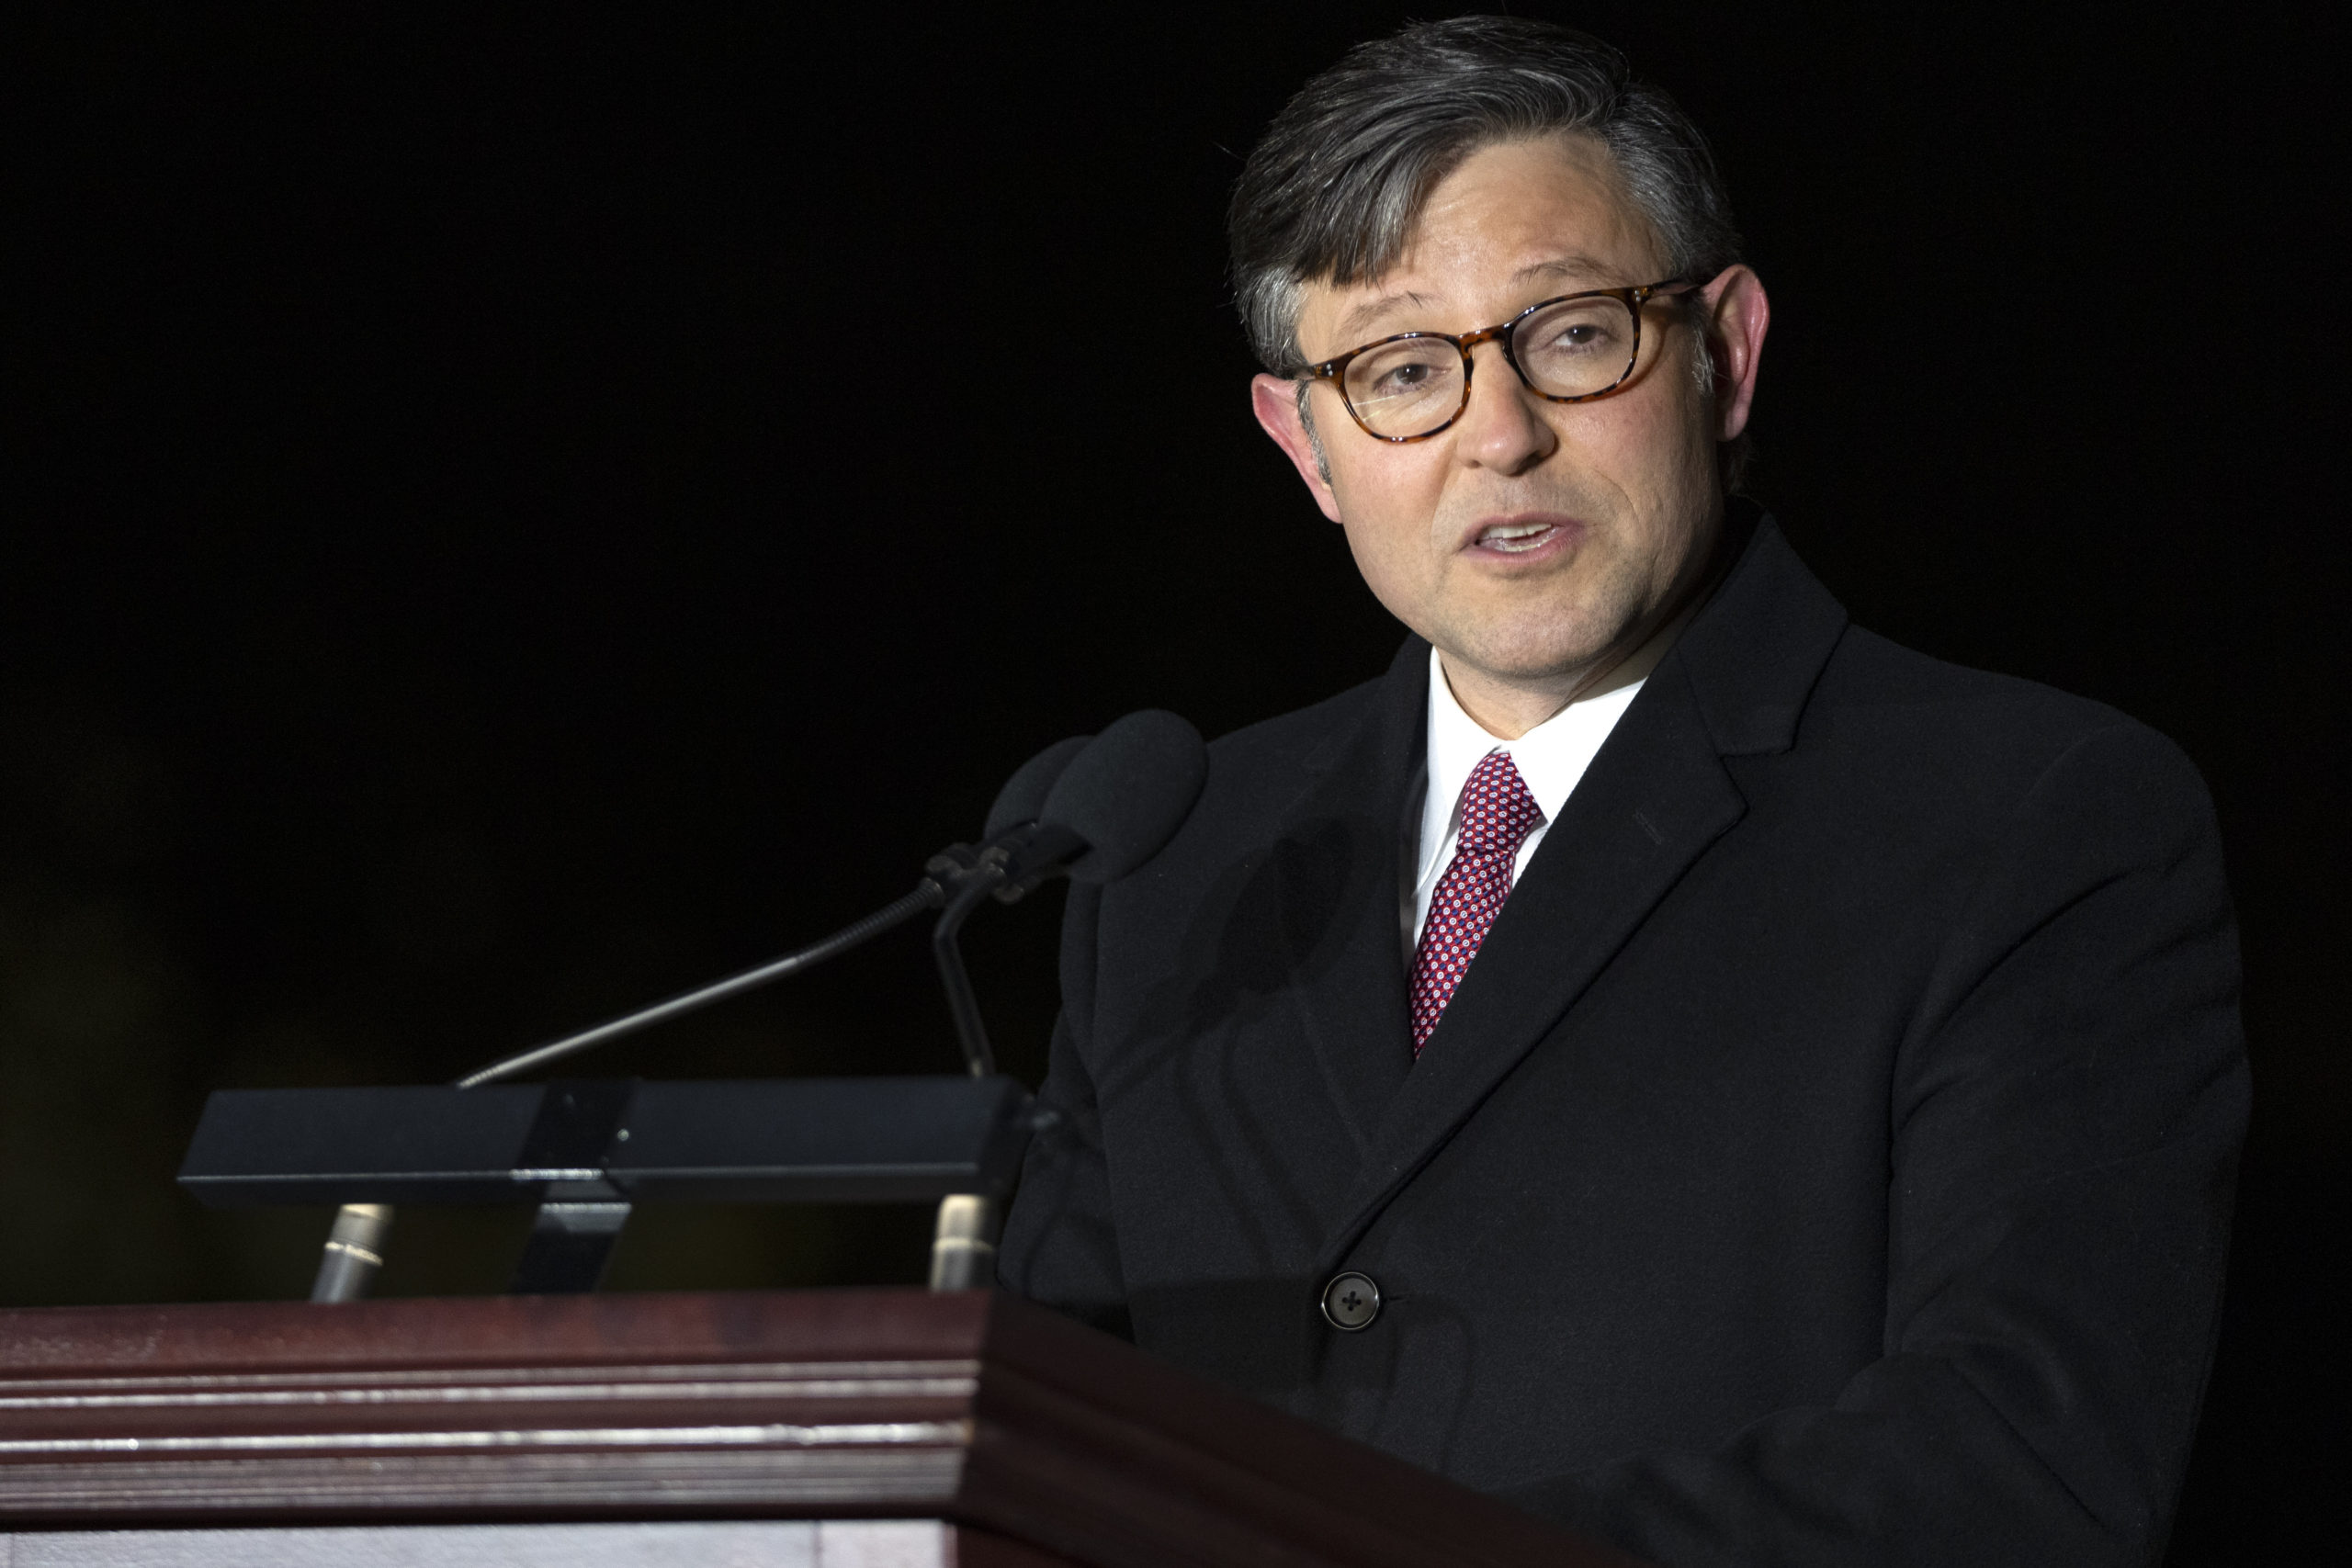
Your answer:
[0,1288,1643,1566]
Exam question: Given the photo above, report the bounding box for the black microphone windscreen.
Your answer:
[984,735,1092,841]
[1038,710,1207,884]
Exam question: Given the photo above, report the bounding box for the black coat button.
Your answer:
[1320,1270,1380,1331]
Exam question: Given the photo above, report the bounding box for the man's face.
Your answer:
[1255,134,1766,693]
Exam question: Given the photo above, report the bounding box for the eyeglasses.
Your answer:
[1303,278,1699,442]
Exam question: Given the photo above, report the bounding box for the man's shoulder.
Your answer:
[1822,624,2140,735]
[1805,624,2208,805]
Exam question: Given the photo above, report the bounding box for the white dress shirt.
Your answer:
[1406,626,1681,956]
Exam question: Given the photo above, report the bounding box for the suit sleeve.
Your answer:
[1507,724,2250,1567]
[997,882,1135,1338]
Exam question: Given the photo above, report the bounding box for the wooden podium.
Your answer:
[0,1288,1642,1567]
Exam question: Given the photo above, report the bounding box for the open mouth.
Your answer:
[1470,515,1577,556]
[1477,520,1557,552]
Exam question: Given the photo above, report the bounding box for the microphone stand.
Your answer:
[915,823,1083,1290]
[922,851,1009,1288]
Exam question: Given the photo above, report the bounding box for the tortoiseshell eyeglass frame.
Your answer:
[1302,277,1702,443]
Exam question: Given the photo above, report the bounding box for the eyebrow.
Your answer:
[1324,254,1624,350]
[1331,288,1441,347]
[1511,254,1616,288]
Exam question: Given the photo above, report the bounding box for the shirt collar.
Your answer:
[1415,619,1684,886]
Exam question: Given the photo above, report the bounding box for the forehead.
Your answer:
[1298,133,1668,356]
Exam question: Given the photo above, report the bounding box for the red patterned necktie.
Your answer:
[1409,749,1546,1056]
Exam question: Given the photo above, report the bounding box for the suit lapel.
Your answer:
[1273,638,1428,1159]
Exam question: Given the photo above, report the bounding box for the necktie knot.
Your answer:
[1454,750,1544,857]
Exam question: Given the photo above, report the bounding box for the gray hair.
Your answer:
[1228,17,1752,486]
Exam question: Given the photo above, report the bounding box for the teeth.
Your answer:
[1480,522,1554,549]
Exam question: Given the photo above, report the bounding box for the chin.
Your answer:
[1511,566,1676,671]
[1443,621,1618,683]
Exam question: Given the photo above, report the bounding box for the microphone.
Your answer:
[996,710,1209,894]
[984,735,1092,841]
[929,711,1207,1077]
[1035,707,1208,881]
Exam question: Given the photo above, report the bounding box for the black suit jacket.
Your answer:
[999,513,2247,1567]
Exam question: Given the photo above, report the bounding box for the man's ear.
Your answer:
[1251,374,1344,524]
[1700,265,1770,442]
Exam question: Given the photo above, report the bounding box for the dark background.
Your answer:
[4,3,2342,1557]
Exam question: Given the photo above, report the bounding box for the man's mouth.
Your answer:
[1478,520,1558,553]
[1465,513,1583,556]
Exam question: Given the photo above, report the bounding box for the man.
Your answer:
[998,17,2245,1566]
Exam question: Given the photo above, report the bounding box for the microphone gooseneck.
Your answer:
[453,881,948,1089]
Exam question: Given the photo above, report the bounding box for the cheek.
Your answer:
[1576,378,1713,507]
[1335,507,1418,593]
[1329,451,1445,554]
[1329,478,1449,617]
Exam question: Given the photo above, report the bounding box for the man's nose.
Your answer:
[1453,341,1556,475]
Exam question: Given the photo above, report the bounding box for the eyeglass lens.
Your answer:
[1340,295,1639,438]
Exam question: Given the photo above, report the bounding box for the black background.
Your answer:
[4,4,2343,1558]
